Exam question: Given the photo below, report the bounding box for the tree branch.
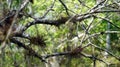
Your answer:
[59,0,70,16]
[10,38,47,63]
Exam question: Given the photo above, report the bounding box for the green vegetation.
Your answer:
[0,0,120,67]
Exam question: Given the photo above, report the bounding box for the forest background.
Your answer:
[0,0,120,67]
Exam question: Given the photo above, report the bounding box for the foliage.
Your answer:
[0,0,120,67]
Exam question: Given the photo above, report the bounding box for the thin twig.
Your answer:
[39,0,56,19]
[84,31,120,42]
[94,16,120,29]
[59,0,70,16]
[89,0,106,11]
[91,43,120,61]
[78,0,90,8]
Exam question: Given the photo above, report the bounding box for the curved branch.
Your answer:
[59,0,70,16]
[21,9,120,33]
[10,38,47,63]
[21,17,69,33]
